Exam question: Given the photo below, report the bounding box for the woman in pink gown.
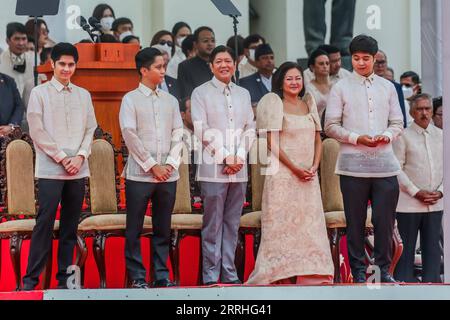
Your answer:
[246,62,334,285]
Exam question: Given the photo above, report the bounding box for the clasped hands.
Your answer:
[415,190,443,205]
[357,135,390,147]
[150,165,175,182]
[293,164,318,182]
[222,156,245,175]
[61,155,84,175]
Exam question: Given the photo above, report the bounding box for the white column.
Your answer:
[442,0,450,283]
[421,0,442,97]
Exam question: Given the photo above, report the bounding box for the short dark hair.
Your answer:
[181,34,195,57]
[193,26,214,42]
[150,30,175,56]
[51,42,79,63]
[122,35,140,44]
[39,47,53,64]
[92,4,116,20]
[243,34,266,49]
[135,47,163,76]
[317,44,340,55]
[112,17,133,32]
[6,22,27,39]
[100,34,119,43]
[433,96,443,115]
[226,35,244,57]
[349,35,378,56]
[209,45,236,64]
[308,49,329,67]
[272,62,306,99]
[400,71,420,84]
[172,21,191,37]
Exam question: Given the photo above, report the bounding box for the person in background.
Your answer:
[0,22,34,98]
[385,67,395,82]
[0,72,24,137]
[177,26,215,101]
[25,18,54,58]
[240,44,275,111]
[100,34,119,43]
[112,17,134,42]
[92,3,116,35]
[151,30,176,59]
[400,71,421,99]
[166,22,192,79]
[374,50,408,128]
[181,34,196,60]
[325,35,404,284]
[226,35,245,80]
[393,93,443,283]
[26,35,35,52]
[305,49,331,119]
[432,96,443,129]
[304,44,351,88]
[122,35,141,45]
[239,34,265,79]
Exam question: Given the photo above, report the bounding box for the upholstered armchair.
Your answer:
[76,138,153,288]
[320,138,403,282]
[0,133,56,290]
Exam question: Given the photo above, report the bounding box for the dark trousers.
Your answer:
[303,0,356,57]
[125,180,176,282]
[394,211,443,283]
[340,175,399,277]
[23,179,85,288]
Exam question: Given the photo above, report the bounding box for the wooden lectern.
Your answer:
[37,43,141,153]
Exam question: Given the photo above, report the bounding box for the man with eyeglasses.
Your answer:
[374,50,408,128]
[432,96,443,129]
[177,26,215,101]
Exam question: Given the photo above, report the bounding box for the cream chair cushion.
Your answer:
[0,219,59,233]
[78,214,152,231]
[240,211,262,228]
[6,140,36,216]
[171,214,203,230]
[325,208,373,229]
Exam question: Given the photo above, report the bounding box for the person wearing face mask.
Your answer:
[0,22,35,98]
[239,34,266,79]
[246,61,333,285]
[374,50,408,128]
[166,22,192,79]
[400,71,422,98]
[112,17,134,42]
[393,94,443,283]
[150,30,176,60]
[92,4,116,35]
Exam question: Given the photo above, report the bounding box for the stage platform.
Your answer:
[1,284,450,300]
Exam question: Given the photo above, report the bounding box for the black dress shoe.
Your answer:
[204,281,218,286]
[131,280,149,289]
[380,273,397,283]
[353,274,366,283]
[152,279,176,288]
[20,285,36,291]
[222,279,242,285]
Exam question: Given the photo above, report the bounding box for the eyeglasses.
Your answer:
[158,40,173,47]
